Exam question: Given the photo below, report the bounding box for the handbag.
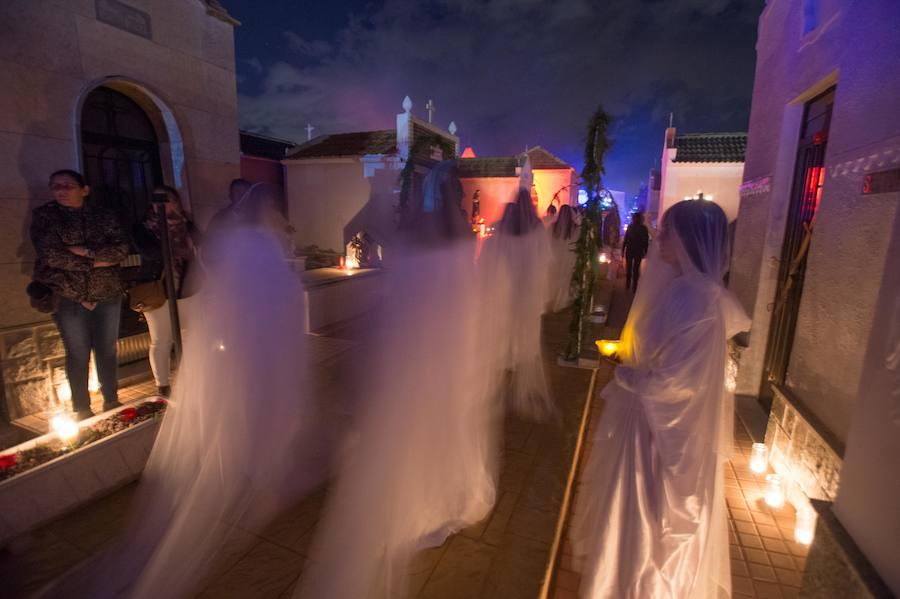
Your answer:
[129,279,166,312]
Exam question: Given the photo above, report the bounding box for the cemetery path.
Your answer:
[0,281,622,599]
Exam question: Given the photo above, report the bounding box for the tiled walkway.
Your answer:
[1,304,600,598]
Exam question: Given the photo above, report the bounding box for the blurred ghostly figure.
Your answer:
[50,197,318,599]
[570,200,750,599]
[479,187,553,420]
[297,161,498,599]
[547,204,579,312]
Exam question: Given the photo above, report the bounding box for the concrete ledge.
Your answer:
[301,268,384,333]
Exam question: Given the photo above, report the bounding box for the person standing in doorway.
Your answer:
[31,170,130,420]
[622,211,650,293]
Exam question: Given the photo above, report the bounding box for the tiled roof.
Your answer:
[673,132,747,163]
[458,157,519,178]
[523,146,571,169]
[285,130,397,159]
[239,131,296,161]
[457,146,573,179]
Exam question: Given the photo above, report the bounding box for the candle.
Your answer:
[750,442,769,474]
[50,412,79,443]
[794,504,816,545]
[765,473,785,509]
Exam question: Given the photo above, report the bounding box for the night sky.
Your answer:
[222,0,764,195]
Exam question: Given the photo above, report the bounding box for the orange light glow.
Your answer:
[596,339,620,358]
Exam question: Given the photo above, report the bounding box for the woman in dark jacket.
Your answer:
[140,185,199,397]
[31,169,130,419]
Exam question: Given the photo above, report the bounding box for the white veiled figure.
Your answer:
[546,204,579,312]
[479,188,554,420]
[296,161,498,599]
[67,219,316,599]
[570,199,751,599]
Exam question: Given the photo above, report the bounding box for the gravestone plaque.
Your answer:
[96,0,152,40]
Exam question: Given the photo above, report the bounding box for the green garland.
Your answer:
[564,106,613,361]
[397,134,457,221]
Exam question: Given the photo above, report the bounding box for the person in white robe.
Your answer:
[296,161,499,599]
[546,204,579,312]
[570,198,751,599]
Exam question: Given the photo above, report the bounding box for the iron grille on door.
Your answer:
[762,88,834,393]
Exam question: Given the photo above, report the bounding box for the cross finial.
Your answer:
[402,96,413,113]
[448,121,457,136]
[425,99,436,123]
[668,112,674,128]
[305,123,314,141]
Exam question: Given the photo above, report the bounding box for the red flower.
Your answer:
[118,407,138,422]
[0,454,17,470]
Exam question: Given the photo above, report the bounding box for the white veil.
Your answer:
[572,199,750,598]
[297,161,498,599]
[72,224,316,598]
[478,187,554,420]
[546,204,579,312]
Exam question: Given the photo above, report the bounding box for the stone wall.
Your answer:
[1,324,65,421]
[764,387,842,503]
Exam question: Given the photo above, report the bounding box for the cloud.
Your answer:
[242,57,263,74]
[238,0,763,191]
[282,31,333,57]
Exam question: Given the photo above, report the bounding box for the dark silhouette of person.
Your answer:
[622,211,650,293]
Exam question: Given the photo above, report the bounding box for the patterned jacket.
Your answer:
[30,201,130,303]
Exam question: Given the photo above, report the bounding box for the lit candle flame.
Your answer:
[51,412,79,442]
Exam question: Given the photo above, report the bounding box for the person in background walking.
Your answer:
[622,211,650,293]
[31,169,129,420]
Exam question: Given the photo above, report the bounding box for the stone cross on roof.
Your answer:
[426,99,435,123]
[305,123,314,141]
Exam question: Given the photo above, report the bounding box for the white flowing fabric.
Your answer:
[571,200,750,599]
[297,162,498,599]
[478,195,553,421]
[72,225,318,599]
[546,206,579,312]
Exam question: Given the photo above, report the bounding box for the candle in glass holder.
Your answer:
[50,411,79,443]
[750,442,769,474]
[794,504,816,545]
[765,473,785,509]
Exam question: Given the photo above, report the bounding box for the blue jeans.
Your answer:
[53,297,122,412]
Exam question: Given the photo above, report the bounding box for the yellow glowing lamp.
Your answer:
[596,339,620,358]
[598,252,610,264]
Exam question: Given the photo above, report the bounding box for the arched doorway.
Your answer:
[80,86,163,338]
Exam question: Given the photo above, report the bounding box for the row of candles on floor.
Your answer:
[750,442,817,545]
